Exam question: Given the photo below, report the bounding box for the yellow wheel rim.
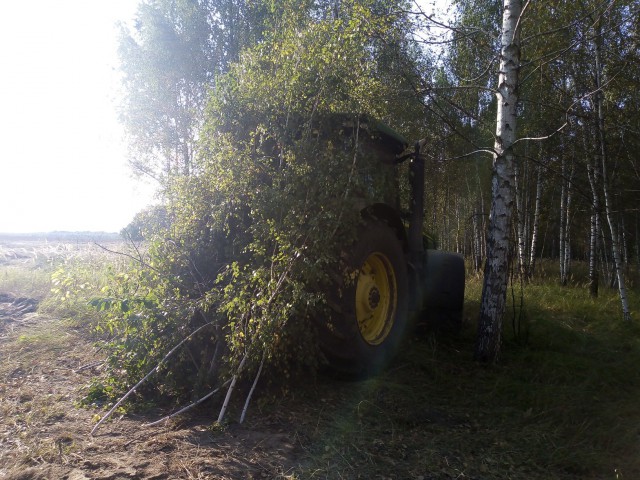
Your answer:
[355,252,397,345]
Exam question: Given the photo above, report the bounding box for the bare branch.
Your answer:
[217,352,248,424]
[144,379,232,428]
[445,149,496,161]
[90,321,215,436]
[240,349,266,424]
[513,122,569,145]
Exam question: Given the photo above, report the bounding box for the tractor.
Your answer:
[315,114,466,376]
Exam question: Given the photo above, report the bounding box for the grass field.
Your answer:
[1,235,639,479]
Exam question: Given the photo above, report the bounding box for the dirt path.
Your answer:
[0,297,302,480]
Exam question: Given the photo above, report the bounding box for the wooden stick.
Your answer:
[216,352,247,424]
[90,321,214,436]
[240,350,265,424]
[143,379,232,427]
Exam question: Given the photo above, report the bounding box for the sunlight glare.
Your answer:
[0,0,154,233]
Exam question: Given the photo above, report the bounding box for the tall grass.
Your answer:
[0,266,52,300]
[0,240,132,326]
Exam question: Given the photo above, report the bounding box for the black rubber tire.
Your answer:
[420,251,465,334]
[318,221,409,377]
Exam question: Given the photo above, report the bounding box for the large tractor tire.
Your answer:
[318,221,409,377]
[420,250,465,333]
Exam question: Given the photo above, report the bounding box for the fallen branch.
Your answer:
[74,361,105,373]
[143,378,232,427]
[90,321,215,436]
[240,349,266,424]
[217,352,248,424]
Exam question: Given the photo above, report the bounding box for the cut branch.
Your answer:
[90,321,215,436]
[240,350,266,424]
[144,379,232,427]
[217,352,248,424]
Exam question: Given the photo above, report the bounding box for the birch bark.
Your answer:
[593,20,631,320]
[528,165,543,278]
[475,0,522,362]
[587,158,600,298]
[560,159,574,286]
[514,158,527,278]
[559,157,567,284]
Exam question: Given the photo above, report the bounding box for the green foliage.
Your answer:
[44,254,122,325]
[118,0,220,178]
[121,204,170,241]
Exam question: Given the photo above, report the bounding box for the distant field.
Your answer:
[0,232,123,268]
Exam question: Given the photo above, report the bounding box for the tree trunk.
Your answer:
[593,20,631,320]
[559,157,567,285]
[475,163,487,273]
[636,213,640,280]
[587,153,601,298]
[514,158,527,278]
[528,164,543,278]
[559,159,574,286]
[473,209,483,273]
[621,216,628,273]
[564,167,573,281]
[475,0,522,363]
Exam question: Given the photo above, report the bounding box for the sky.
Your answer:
[0,0,155,233]
[0,0,454,234]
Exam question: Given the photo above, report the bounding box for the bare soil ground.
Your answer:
[1,290,465,480]
[0,296,308,479]
[0,237,489,480]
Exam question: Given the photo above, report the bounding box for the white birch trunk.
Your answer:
[528,165,543,277]
[473,209,482,272]
[559,157,567,285]
[475,0,522,362]
[593,20,631,320]
[621,216,628,270]
[586,132,601,298]
[560,160,574,285]
[636,214,640,280]
[476,163,487,272]
[514,159,527,278]
[564,169,573,282]
[523,159,531,262]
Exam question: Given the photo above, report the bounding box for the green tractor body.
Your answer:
[317,114,466,376]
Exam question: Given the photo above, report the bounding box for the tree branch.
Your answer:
[240,349,266,424]
[90,321,215,436]
[143,379,232,428]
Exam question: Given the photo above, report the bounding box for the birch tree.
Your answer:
[474,0,522,362]
[591,16,631,320]
[528,154,544,278]
[559,155,574,286]
[586,133,601,297]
